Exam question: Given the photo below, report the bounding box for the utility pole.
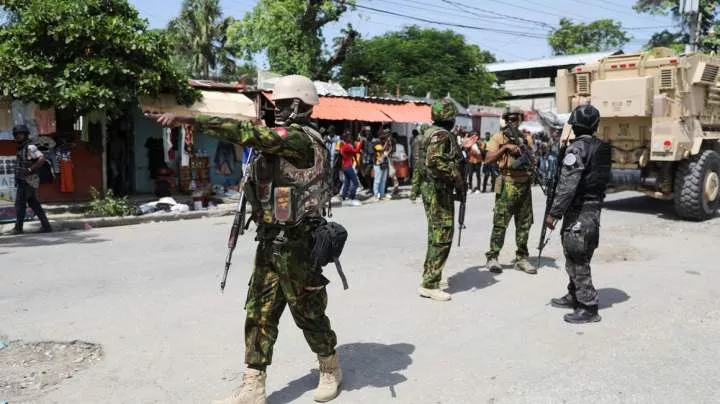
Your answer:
[683,0,701,53]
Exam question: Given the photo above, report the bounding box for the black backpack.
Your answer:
[38,160,55,184]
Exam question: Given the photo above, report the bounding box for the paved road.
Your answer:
[2,189,719,404]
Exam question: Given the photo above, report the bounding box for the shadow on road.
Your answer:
[0,231,109,248]
[447,266,499,294]
[267,342,415,404]
[536,256,560,270]
[602,195,709,221]
[598,287,630,310]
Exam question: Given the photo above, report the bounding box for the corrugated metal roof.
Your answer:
[312,97,431,123]
[485,51,623,73]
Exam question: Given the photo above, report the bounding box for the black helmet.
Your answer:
[12,124,30,136]
[568,104,600,134]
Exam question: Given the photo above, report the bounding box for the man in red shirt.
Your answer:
[339,132,363,206]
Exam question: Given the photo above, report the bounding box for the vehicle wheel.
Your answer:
[674,149,720,220]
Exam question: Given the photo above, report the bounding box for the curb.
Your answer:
[0,208,236,236]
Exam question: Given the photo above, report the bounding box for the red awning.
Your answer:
[312,97,391,122]
[380,103,432,123]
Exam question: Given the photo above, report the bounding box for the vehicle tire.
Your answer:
[674,149,720,220]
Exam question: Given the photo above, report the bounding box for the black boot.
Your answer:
[550,293,577,309]
[564,304,601,324]
[11,227,24,235]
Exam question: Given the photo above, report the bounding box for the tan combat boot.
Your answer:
[515,258,537,275]
[418,287,451,301]
[314,353,342,402]
[213,369,267,404]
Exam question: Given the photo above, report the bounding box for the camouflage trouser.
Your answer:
[486,176,533,260]
[244,226,337,367]
[421,181,454,288]
[562,205,601,306]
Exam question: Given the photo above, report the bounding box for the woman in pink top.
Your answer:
[339,132,363,206]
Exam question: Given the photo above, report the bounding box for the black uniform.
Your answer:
[549,134,611,316]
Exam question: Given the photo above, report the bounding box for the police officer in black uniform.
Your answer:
[544,104,611,324]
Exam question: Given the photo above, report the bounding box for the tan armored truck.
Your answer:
[556,48,720,220]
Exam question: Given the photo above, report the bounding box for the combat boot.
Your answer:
[439,278,449,289]
[514,258,537,275]
[314,353,342,402]
[418,286,451,301]
[486,257,502,274]
[564,305,601,324]
[550,293,577,309]
[212,369,267,404]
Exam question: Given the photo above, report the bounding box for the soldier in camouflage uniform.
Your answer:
[156,75,342,404]
[545,104,611,324]
[483,108,537,275]
[416,98,464,301]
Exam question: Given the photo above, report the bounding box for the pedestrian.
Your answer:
[12,124,52,235]
[372,129,391,200]
[466,133,483,193]
[156,75,343,404]
[482,108,537,275]
[416,98,464,301]
[545,104,611,324]
[339,132,363,206]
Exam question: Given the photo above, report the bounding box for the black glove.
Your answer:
[454,176,466,201]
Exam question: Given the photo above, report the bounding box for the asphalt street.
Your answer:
[2,188,719,404]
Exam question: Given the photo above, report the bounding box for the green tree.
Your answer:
[634,0,720,52]
[0,0,199,131]
[166,0,237,79]
[228,0,357,80]
[548,18,631,55]
[338,26,504,105]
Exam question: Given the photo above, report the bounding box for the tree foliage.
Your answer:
[338,26,503,105]
[0,0,199,121]
[228,0,357,80]
[634,0,720,52]
[548,18,631,55]
[166,0,237,79]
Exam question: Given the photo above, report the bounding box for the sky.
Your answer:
[128,0,678,65]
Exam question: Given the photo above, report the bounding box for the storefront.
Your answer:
[0,100,105,214]
[136,89,257,201]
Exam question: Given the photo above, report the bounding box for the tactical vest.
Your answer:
[245,124,331,226]
[577,136,612,202]
[417,125,457,182]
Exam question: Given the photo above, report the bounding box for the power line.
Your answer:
[355,5,551,39]
[440,0,555,29]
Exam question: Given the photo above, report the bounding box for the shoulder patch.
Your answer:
[274,127,289,139]
[563,153,577,166]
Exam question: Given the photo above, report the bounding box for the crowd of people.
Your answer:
[320,122,562,209]
[321,125,409,205]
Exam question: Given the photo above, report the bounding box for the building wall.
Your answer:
[193,131,243,188]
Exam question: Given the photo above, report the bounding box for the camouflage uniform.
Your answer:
[410,125,430,200]
[485,130,535,261]
[419,127,460,288]
[197,116,337,367]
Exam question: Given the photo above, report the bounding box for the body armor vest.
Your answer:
[576,136,612,203]
[246,124,330,226]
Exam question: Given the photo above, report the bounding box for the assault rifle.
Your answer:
[221,148,256,293]
[503,126,548,195]
[537,137,568,267]
[456,142,469,247]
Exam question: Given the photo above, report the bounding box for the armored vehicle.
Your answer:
[556,48,720,220]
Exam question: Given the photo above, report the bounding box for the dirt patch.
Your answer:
[0,340,103,402]
[595,243,643,263]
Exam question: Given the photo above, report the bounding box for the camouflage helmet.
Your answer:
[431,98,458,122]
